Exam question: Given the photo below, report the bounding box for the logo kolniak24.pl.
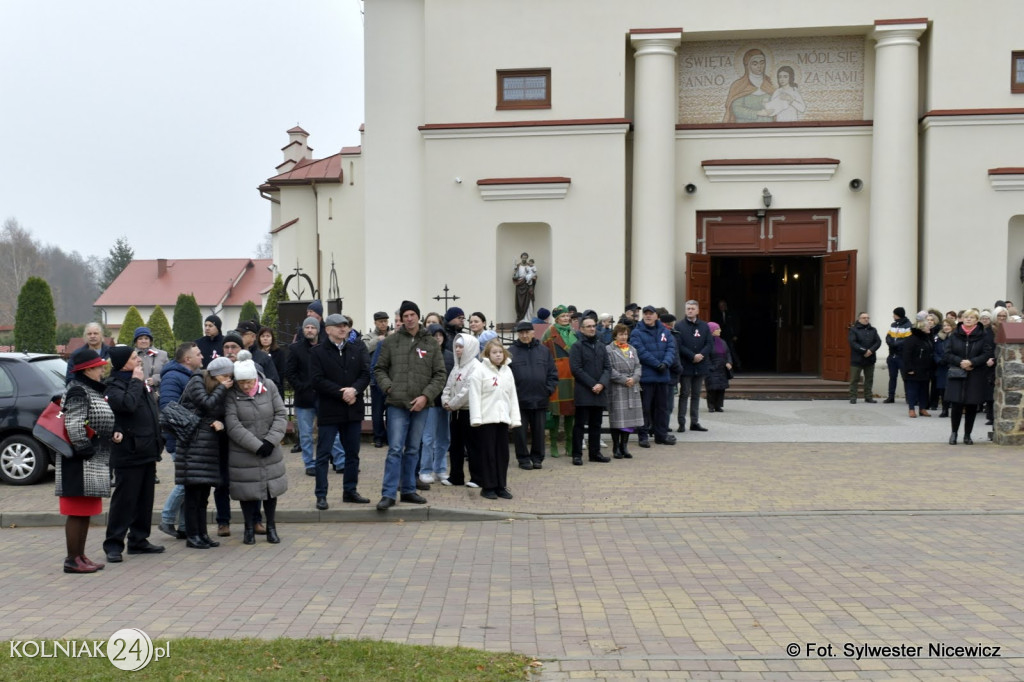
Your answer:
[9,628,169,671]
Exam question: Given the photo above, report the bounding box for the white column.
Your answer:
[868,20,927,357]
[630,30,681,309]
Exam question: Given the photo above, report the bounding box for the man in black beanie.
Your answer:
[372,300,447,510]
[196,314,224,368]
[884,306,912,403]
[103,345,165,562]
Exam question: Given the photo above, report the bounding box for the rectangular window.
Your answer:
[1013,51,1024,94]
[497,69,551,110]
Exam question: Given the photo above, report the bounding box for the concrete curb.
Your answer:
[5,507,1023,529]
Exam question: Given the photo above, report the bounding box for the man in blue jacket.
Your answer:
[156,342,204,539]
[676,300,714,432]
[630,305,677,447]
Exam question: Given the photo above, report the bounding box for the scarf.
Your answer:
[246,380,265,397]
[614,341,631,356]
[553,322,576,349]
[707,322,728,356]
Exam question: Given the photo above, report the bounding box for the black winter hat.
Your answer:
[205,314,222,332]
[400,300,421,318]
[893,307,906,318]
[108,345,134,372]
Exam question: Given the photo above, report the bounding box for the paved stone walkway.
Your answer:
[2,400,1022,680]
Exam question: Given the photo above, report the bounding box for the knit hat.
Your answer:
[237,319,260,335]
[207,356,234,377]
[223,331,245,347]
[205,314,222,332]
[426,323,445,337]
[551,305,568,318]
[444,306,464,322]
[401,300,421,318]
[893,307,906,318]
[625,302,640,312]
[70,347,108,373]
[536,307,550,321]
[302,316,320,329]
[133,327,153,343]
[916,310,928,321]
[108,345,134,372]
[307,300,324,317]
[233,350,258,380]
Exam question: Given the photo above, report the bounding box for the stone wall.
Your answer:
[993,324,1024,445]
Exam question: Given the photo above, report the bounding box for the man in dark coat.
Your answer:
[508,321,558,470]
[195,315,225,368]
[103,345,165,562]
[569,317,611,465]
[310,314,371,509]
[286,317,345,477]
[848,312,881,403]
[631,305,677,447]
[676,300,714,433]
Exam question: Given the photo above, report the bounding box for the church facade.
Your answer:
[265,1,1024,378]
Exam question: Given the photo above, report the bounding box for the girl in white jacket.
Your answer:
[469,339,521,500]
[441,333,481,487]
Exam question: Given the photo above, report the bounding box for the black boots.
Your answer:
[243,525,256,545]
[266,525,280,544]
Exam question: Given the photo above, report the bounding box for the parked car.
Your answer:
[0,353,69,485]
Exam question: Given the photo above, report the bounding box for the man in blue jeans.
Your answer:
[372,301,447,510]
[157,342,204,539]
[285,317,345,477]
[309,314,371,509]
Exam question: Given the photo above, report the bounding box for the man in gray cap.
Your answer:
[286,316,346,478]
[310,314,371,509]
[507,321,557,469]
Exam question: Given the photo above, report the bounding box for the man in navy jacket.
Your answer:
[676,300,714,432]
[630,306,677,447]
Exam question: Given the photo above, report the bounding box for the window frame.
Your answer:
[496,68,551,110]
[1013,51,1024,94]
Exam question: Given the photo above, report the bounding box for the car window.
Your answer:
[0,366,13,398]
[30,358,70,394]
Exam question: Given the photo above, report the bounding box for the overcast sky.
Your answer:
[0,0,364,261]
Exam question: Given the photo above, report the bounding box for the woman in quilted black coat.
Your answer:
[177,357,234,549]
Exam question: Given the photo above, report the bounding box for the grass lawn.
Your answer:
[0,637,538,681]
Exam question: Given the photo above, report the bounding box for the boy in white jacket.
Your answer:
[468,339,521,500]
[441,333,481,487]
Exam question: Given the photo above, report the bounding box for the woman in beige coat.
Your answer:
[225,352,288,545]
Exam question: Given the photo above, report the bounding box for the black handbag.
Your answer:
[947,366,968,379]
[160,401,201,445]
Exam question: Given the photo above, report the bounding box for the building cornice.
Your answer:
[989,168,1024,191]
[420,118,630,139]
[701,158,840,182]
[477,177,571,201]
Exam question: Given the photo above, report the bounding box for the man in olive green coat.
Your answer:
[372,300,447,510]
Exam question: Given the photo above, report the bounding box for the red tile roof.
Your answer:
[94,259,273,309]
[266,153,343,185]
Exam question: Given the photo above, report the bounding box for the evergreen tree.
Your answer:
[147,305,175,352]
[237,300,260,329]
[99,236,135,292]
[260,274,289,331]
[173,293,203,343]
[117,306,146,345]
[56,322,85,347]
[14,277,57,353]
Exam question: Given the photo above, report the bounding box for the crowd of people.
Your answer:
[56,294,1013,574]
[849,302,1018,444]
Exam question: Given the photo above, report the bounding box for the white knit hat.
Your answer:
[233,350,258,381]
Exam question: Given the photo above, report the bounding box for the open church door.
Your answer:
[821,250,856,381]
[685,253,711,315]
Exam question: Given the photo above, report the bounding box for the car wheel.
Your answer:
[0,434,51,485]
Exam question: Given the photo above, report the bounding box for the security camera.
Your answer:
[684,183,697,194]
[849,178,863,192]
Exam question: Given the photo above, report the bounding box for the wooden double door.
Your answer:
[687,210,854,381]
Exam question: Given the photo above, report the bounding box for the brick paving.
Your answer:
[2,400,1023,680]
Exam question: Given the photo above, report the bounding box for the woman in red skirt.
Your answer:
[58,347,121,574]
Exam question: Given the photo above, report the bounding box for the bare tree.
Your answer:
[254,232,273,259]
[0,218,43,325]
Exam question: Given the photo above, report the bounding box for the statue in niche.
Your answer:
[512,252,537,322]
